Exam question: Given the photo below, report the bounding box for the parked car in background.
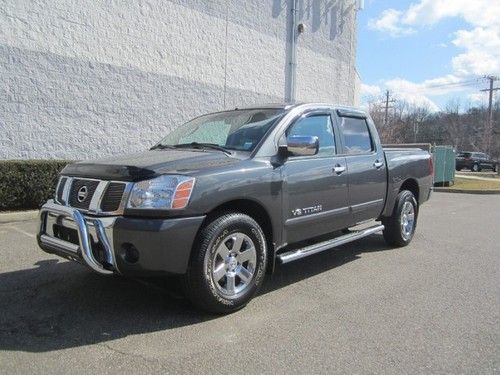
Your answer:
[456,152,498,172]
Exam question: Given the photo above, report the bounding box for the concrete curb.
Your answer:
[0,210,39,223]
[433,188,500,195]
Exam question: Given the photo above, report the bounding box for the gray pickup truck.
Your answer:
[38,103,433,313]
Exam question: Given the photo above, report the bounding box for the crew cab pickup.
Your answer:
[38,103,433,313]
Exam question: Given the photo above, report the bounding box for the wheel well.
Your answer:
[400,179,419,204]
[203,199,275,270]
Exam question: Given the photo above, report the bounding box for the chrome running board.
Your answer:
[277,224,385,264]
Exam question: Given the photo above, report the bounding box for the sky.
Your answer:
[356,0,500,112]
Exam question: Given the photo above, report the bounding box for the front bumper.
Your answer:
[38,200,205,275]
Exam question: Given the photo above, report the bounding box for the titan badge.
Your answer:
[292,205,322,217]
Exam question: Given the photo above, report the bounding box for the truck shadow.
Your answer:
[0,234,390,353]
[262,233,389,294]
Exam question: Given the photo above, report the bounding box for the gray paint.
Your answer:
[1,0,359,160]
[52,103,433,275]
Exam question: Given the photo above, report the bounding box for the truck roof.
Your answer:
[234,102,367,116]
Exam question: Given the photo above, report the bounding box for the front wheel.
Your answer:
[183,212,267,314]
[382,190,418,247]
[472,163,480,172]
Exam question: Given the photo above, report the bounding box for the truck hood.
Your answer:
[61,150,243,181]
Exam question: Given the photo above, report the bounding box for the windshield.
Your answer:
[156,109,285,152]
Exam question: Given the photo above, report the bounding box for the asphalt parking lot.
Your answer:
[0,193,499,374]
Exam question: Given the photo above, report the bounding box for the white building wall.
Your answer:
[0,0,358,160]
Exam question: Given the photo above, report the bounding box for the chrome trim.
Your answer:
[89,180,109,212]
[333,165,346,174]
[285,206,350,227]
[350,199,384,213]
[277,224,384,264]
[61,177,73,205]
[118,182,134,212]
[94,218,115,267]
[39,200,117,275]
[54,177,64,204]
[39,234,80,254]
[287,135,319,157]
[58,176,131,216]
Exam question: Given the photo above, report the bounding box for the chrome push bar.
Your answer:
[39,200,117,275]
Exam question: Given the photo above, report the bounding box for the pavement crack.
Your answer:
[97,342,170,370]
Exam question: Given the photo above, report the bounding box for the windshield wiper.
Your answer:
[173,142,232,155]
[150,144,177,150]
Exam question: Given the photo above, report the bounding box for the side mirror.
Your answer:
[286,135,319,157]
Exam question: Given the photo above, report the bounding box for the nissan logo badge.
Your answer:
[77,186,88,202]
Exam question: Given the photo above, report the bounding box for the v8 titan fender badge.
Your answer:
[292,205,322,217]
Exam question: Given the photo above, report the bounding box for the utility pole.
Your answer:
[384,90,396,127]
[285,0,299,103]
[480,76,500,153]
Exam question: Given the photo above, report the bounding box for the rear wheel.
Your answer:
[183,212,267,314]
[382,190,418,247]
[472,163,480,172]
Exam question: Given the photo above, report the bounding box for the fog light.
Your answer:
[121,243,139,264]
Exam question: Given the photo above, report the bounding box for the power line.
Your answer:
[404,79,482,94]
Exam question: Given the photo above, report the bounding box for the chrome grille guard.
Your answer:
[38,200,117,275]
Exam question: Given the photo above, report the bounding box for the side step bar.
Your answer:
[277,224,385,264]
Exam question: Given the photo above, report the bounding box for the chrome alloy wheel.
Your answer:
[210,232,257,297]
[400,201,415,241]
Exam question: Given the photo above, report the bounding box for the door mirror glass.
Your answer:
[286,135,319,156]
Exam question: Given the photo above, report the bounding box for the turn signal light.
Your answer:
[172,179,195,209]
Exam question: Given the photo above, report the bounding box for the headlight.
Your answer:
[127,175,195,210]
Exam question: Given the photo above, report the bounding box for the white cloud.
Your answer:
[364,0,500,109]
[384,78,440,112]
[361,83,382,98]
[367,9,414,37]
[367,0,500,77]
[402,0,500,29]
[361,75,484,112]
[451,27,500,76]
[370,0,500,33]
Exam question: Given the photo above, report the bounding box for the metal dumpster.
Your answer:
[432,145,455,186]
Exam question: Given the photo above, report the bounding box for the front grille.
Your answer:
[100,183,126,212]
[69,179,100,210]
[56,177,67,203]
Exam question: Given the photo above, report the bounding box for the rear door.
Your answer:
[337,113,387,223]
[481,154,493,168]
[282,111,350,244]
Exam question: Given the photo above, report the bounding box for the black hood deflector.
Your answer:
[61,150,241,181]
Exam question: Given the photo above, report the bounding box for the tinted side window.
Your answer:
[287,115,336,156]
[340,117,373,154]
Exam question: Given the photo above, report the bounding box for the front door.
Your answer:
[282,112,350,244]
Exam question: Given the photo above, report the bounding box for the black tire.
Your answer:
[381,190,418,247]
[183,212,267,314]
[471,163,480,172]
[493,164,498,173]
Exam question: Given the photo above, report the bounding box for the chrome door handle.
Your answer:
[373,160,384,169]
[333,165,346,174]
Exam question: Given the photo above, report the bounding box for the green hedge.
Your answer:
[0,160,72,211]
